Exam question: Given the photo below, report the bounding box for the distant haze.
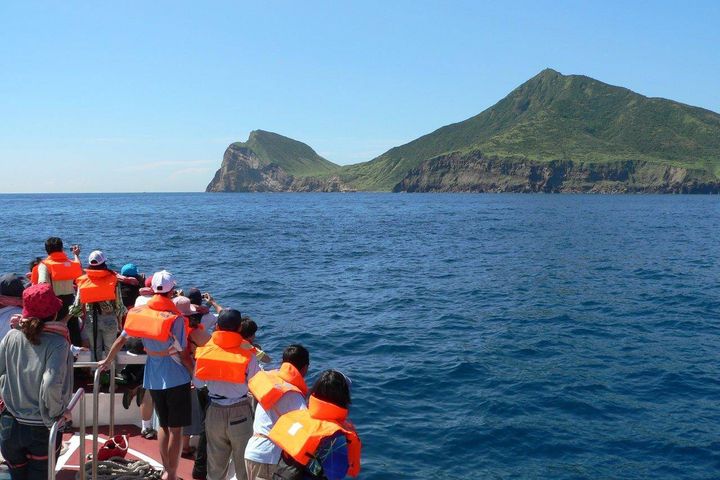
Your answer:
[1,1,719,192]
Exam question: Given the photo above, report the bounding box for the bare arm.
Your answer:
[38,262,51,284]
[97,334,128,371]
[203,293,223,313]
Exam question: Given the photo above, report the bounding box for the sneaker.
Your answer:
[141,427,157,439]
[59,440,71,456]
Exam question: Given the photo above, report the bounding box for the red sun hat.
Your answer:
[22,283,63,319]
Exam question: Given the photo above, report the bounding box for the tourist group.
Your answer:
[0,237,361,480]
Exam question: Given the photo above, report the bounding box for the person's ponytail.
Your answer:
[20,317,45,345]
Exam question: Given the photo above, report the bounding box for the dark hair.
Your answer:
[310,370,351,408]
[45,237,63,254]
[188,313,203,328]
[217,309,243,332]
[240,318,257,339]
[282,344,310,372]
[187,288,202,306]
[20,314,55,345]
[28,257,43,270]
[87,263,109,271]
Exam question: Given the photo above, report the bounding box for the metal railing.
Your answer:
[74,361,116,480]
[48,388,86,480]
[48,355,141,479]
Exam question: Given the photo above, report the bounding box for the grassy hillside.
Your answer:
[340,69,720,190]
[232,130,340,177]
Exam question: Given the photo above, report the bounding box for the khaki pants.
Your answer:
[245,458,277,480]
[206,399,253,480]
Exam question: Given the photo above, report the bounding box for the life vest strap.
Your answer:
[146,349,172,357]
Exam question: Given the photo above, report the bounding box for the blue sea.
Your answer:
[1,193,719,479]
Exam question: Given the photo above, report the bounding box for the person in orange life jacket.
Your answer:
[173,296,211,461]
[118,269,155,440]
[244,344,310,480]
[185,289,224,480]
[0,283,74,480]
[37,237,83,346]
[270,370,361,480]
[194,309,260,480]
[69,251,126,361]
[239,318,272,365]
[99,270,193,480]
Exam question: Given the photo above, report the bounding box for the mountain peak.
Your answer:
[536,67,562,78]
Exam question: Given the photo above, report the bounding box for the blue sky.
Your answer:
[1,0,719,192]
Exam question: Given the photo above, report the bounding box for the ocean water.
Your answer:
[1,193,719,479]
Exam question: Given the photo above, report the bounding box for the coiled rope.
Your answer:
[79,457,162,480]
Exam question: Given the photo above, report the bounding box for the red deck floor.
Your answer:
[56,425,196,480]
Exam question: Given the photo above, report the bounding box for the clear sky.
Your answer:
[1,0,719,192]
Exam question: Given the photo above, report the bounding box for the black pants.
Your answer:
[58,294,82,347]
[192,387,210,479]
[149,383,192,428]
[0,412,62,480]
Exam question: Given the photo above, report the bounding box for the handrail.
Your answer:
[75,360,116,480]
[48,388,86,480]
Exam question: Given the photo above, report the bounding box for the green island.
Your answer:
[207,69,720,193]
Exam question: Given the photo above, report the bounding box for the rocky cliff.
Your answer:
[393,152,720,193]
[206,143,352,192]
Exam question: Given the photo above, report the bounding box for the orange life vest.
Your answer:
[248,362,308,411]
[76,269,118,304]
[30,265,39,285]
[194,330,254,384]
[123,295,181,342]
[42,252,82,281]
[269,395,362,477]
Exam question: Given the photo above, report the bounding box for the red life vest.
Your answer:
[194,330,254,384]
[123,295,181,342]
[42,252,82,281]
[248,362,308,411]
[269,395,362,477]
[76,269,118,304]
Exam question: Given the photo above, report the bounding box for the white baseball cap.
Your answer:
[88,250,107,266]
[151,270,176,293]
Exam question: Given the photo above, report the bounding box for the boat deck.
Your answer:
[56,425,196,480]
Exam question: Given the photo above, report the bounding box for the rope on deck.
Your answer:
[79,457,163,479]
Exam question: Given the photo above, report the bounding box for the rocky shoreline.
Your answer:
[392,152,720,193]
[206,134,720,194]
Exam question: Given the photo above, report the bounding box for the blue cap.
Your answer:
[120,263,138,277]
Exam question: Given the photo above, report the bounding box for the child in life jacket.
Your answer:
[70,250,126,361]
[244,344,310,480]
[239,318,272,365]
[270,370,361,480]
